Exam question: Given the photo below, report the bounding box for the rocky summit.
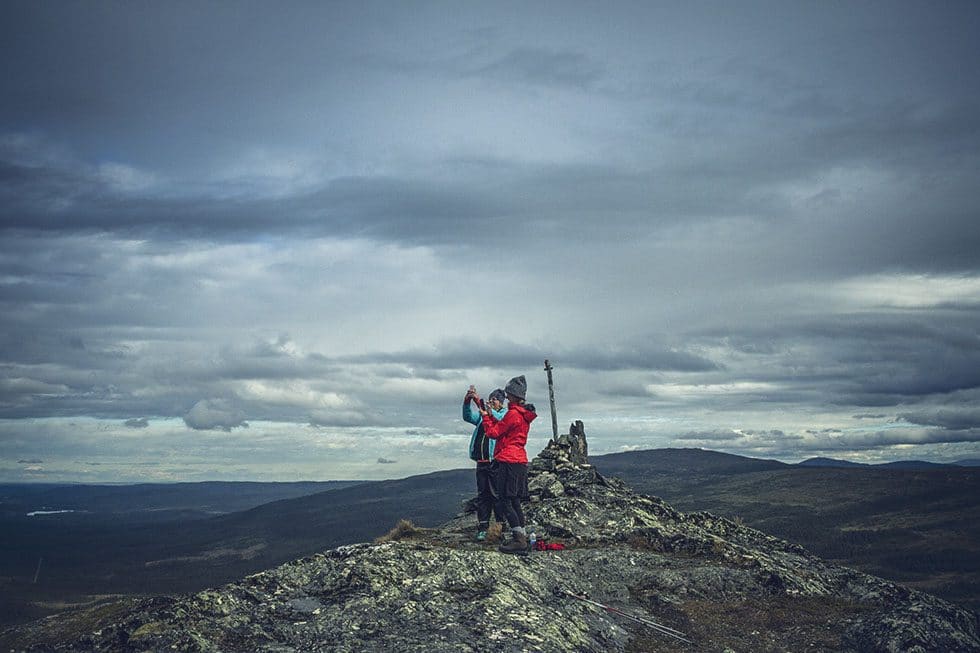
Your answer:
[4,425,979,652]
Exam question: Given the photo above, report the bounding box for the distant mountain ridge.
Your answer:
[591,446,789,474]
[797,456,968,470]
[594,448,973,473]
[0,481,359,519]
[796,456,867,468]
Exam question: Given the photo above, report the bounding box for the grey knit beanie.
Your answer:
[488,388,506,403]
[504,375,527,400]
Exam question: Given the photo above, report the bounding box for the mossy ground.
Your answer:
[625,596,873,653]
[0,596,152,651]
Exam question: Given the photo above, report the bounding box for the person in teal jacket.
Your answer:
[463,385,507,541]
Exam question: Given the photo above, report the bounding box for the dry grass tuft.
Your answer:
[486,522,504,543]
[375,519,422,543]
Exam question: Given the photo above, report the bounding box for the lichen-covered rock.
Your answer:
[3,424,978,652]
[528,471,564,499]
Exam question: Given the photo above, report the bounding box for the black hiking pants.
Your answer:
[493,461,528,530]
[475,461,503,528]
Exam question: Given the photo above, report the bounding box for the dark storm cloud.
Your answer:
[4,96,980,278]
[823,331,980,403]
[198,349,341,384]
[695,309,980,406]
[898,408,980,432]
[0,150,265,236]
[0,140,760,243]
[340,339,717,373]
[4,142,978,296]
[834,429,980,449]
[338,342,542,369]
[674,426,980,454]
[565,346,717,373]
[0,143,597,241]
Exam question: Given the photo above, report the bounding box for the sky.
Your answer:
[2,1,979,483]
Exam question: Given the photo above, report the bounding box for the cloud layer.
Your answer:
[2,2,979,481]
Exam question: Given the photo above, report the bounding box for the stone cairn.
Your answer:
[554,420,589,464]
[463,420,607,514]
[527,421,624,502]
[531,419,590,472]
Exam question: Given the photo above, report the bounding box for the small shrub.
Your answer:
[375,519,420,543]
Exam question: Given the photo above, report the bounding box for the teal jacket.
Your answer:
[463,400,507,462]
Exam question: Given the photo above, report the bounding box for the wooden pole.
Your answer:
[544,359,558,441]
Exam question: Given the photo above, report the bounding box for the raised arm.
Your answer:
[483,408,518,439]
[463,397,480,425]
[462,389,482,425]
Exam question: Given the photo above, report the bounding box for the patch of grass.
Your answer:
[375,519,424,543]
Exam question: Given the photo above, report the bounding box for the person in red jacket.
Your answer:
[481,374,537,555]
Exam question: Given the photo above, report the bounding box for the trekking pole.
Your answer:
[560,589,693,645]
[544,359,558,441]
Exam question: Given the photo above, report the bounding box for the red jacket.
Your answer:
[483,403,537,464]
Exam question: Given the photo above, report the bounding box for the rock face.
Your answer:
[4,426,979,652]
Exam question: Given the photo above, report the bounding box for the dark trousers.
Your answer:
[493,461,528,530]
[476,462,503,528]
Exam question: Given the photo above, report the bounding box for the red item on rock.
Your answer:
[534,541,566,551]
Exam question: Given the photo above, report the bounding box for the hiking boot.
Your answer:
[475,530,487,542]
[498,532,529,555]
